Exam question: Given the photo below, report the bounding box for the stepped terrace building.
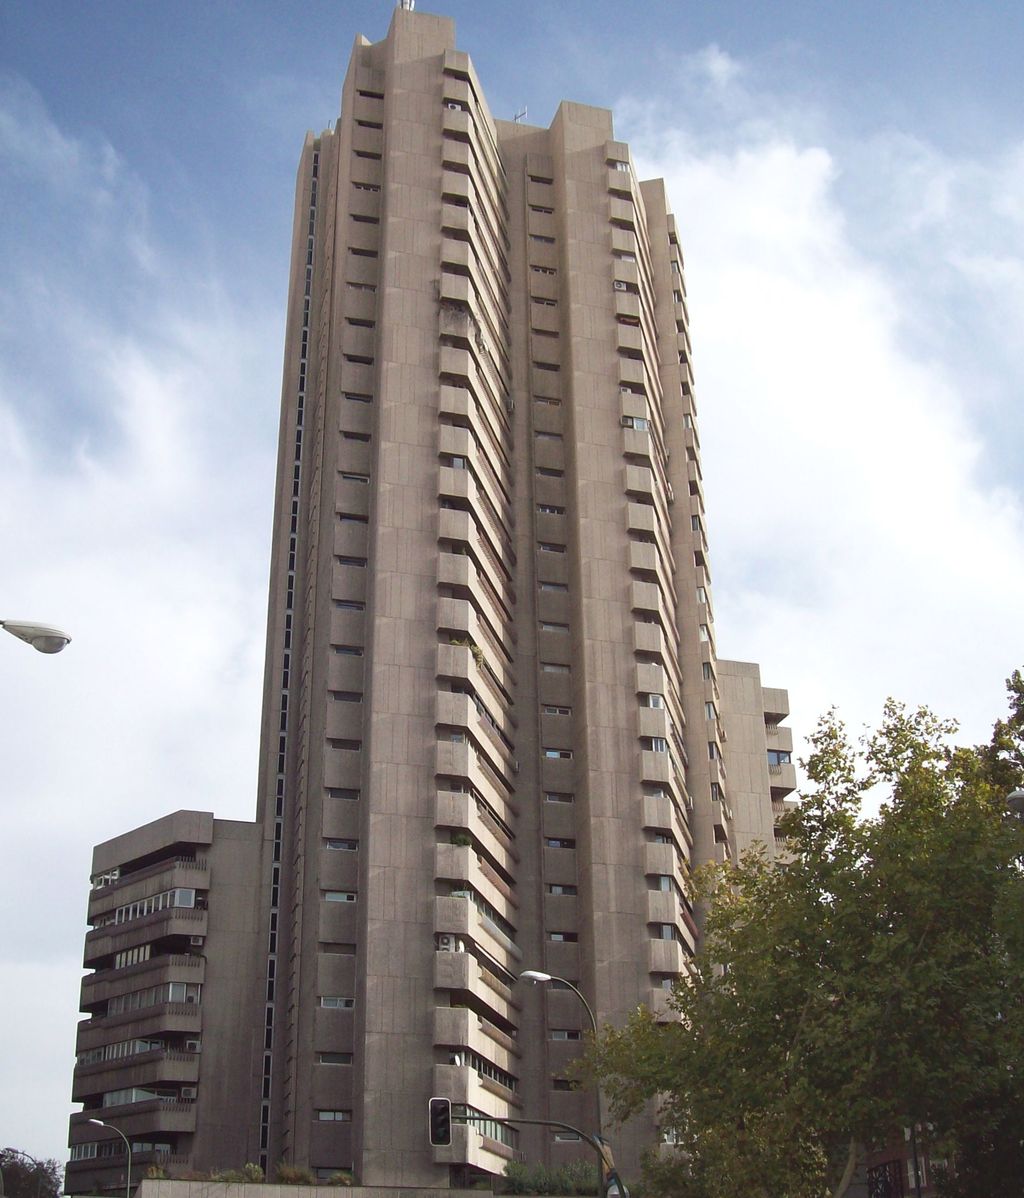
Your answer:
[66,7,795,1193]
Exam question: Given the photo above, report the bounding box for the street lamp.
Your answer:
[87,1120,131,1198]
[1,1147,46,1198]
[520,970,609,1195]
[1,620,71,654]
[1007,788,1024,818]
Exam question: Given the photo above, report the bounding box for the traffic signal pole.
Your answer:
[452,1111,628,1198]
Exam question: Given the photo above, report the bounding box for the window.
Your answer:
[643,693,665,708]
[767,750,792,766]
[334,600,365,611]
[544,748,573,759]
[539,581,568,592]
[699,624,710,642]
[540,622,569,633]
[653,924,676,941]
[540,662,569,673]
[643,737,669,753]
[621,415,650,431]
[650,875,673,892]
[552,1077,579,1090]
[543,704,571,715]
[554,1132,581,1142]
[327,787,360,800]
[324,839,358,851]
[705,702,716,720]
[547,884,577,896]
[340,472,369,484]
[536,466,564,478]
[320,996,355,1009]
[335,555,367,567]
[330,691,362,703]
[548,932,578,943]
[545,792,574,804]
[545,837,575,849]
[708,742,718,760]
[537,503,565,515]
[710,782,722,802]
[318,1052,353,1065]
[332,644,363,656]
[338,513,368,524]
[324,891,357,903]
[551,1029,582,1040]
[317,1110,352,1121]
[538,542,566,554]
[328,738,361,751]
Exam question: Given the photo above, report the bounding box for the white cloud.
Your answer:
[620,56,1024,753]
[0,79,279,1162]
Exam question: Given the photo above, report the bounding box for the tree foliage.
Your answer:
[588,674,1024,1198]
[0,1150,62,1198]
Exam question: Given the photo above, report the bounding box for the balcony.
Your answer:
[435,843,516,918]
[768,761,797,798]
[433,1006,520,1073]
[80,955,205,1008]
[647,937,688,976]
[88,858,208,917]
[72,1050,200,1103]
[84,908,208,968]
[435,895,520,972]
[435,790,516,874]
[69,1099,196,1139]
[433,950,519,1026]
[76,1001,202,1042]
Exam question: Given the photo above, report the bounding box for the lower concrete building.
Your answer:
[66,7,795,1192]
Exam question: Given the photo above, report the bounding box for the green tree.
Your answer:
[0,1150,62,1198]
[588,677,1024,1198]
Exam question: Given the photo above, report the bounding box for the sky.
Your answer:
[3,0,1024,1171]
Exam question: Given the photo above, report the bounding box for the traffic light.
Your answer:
[428,1096,452,1146]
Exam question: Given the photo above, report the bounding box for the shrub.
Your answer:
[274,1163,316,1185]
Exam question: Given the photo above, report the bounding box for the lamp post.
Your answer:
[1007,788,1024,818]
[520,970,608,1195]
[87,1120,131,1198]
[1,1147,46,1198]
[0,620,71,654]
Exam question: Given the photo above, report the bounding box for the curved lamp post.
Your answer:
[520,970,610,1194]
[1007,788,1024,818]
[87,1120,130,1198]
[1,620,71,654]
[1,1146,46,1198]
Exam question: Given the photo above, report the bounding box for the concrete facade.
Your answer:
[66,8,794,1193]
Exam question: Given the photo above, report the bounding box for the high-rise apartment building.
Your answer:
[66,8,794,1194]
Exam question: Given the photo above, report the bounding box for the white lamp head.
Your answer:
[520,970,553,983]
[1,620,72,654]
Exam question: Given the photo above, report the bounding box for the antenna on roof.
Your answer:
[513,106,528,123]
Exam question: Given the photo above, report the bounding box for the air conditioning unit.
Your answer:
[447,102,462,111]
[613,281,627,291]
[185,1039,202,1053]
[181,1087,197,1100]
[189,935,205,946]
[438,934,457,952]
